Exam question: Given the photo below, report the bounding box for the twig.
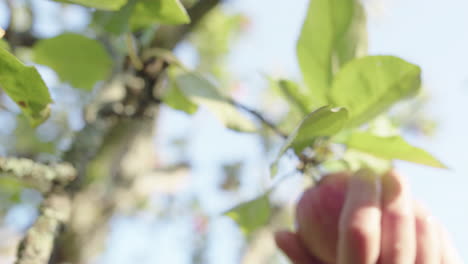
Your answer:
[4,0,38,48]
[228,99,288,138]
[0,157,76,193]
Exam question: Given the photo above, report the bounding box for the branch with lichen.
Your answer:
[15,191,72,264]
[0,157,76,193]
[0,157,76,264]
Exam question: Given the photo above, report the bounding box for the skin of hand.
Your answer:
[275,170,463,264]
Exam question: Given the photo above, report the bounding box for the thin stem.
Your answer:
[126,33,144,70]
[228,99,288,139]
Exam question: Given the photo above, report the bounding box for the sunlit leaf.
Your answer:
[335,2,367,66]
[329,56,421,127]
[271,106,348,177]
[53,0,128,10]
[225,194,271,236]
[32,33,112,91]
[341,131,446,168]
[130,0,190,30]
[0,48,52,127]
[169,69,256,132]
[297,0,364,106]
[291,106,348,153]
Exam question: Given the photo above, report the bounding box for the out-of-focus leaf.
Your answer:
[329,56,421,127]
[130,0,190,30]
[278,79,312,115]
[189,10,245,78]
[335,3,367,66]
[169,69,256,132]
[163,78,198,114]
[297,0,364,106]
[0,39,10,51]
[341,131,446,168]
[225,194,271,236]
[14,115,56,155]
[221,162,242,191]
[264,76,304,133]
[0,48,52,127]
[271,106,348,177]
[343,149,392,175]
[32,33,112,91]
[52,0,128,10]
[0,177,24,205]
[92,0,137,35]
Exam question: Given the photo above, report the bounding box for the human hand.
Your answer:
[275,170,463,264]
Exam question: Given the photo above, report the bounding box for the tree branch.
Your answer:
[0,157,76,193]
[0,158,76,264]
[15,191,71,264]
[47,1,227,263]
[3,0,38,48]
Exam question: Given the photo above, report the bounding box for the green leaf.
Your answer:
[169,69,256,132]
[341,131,446,168]
[0,39,10,51]
[0,48,52,127]
[329,56,421,127]
[32,33,112,91]
[278,79,312,115]
[225,194,271,236]
[335,3,367,67]
[291,106,349,153]
[92,0,137,35]
[14,115,57,155]
[130,0,190,30]
[163,78,198,114]
[297,0,364,106]
[52,0,128,10]
[270,106,348,177]
[0,177,24,204]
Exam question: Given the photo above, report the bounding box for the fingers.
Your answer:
[439,226,463,264]
[337,169,382,264]
[274,230,323,264]
[412,201,441,264]
[296,172,349,263]
[287,169,463,264]
[378,170,416,264]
